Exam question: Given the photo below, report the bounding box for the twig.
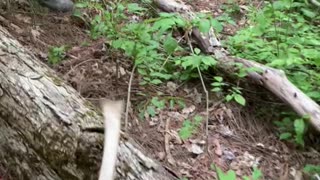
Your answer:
[188,40,210,154]
[124,64,136,132]
[164,115,175,165]
[64,59,97,77]
[197,67,209,153]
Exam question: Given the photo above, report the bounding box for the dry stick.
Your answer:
[164,115,175,165]
[197,67,209,153]
[124,64,136,132]
[188,41,210,153]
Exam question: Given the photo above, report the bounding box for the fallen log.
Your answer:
[153,0,320,132]
[0,25,174,180]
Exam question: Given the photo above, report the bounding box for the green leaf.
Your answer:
[169,99,175,109]
[159,12,176,18]
[147,106,156,117]
[225,95,233,102]
[153,18,176,32]
[301,8,316,18]
[164,36,179,54]
[211,19,223,33]
[216,166,237,180]
[303,164,320,174]
[194,48,201,55]
[138,68,148,75]
[211,82,223,87]
[151,97,166,109]
[181,56,201,69]
[127,3,146,13]
[252,167,263,180]
[177,100,186,108]
[202,56,217,66]
[214,76,223,82]
[234,94,246,106]
[179,120,193,140]
[199,19,211,33]
[194,115,203,125]
[150,79,162,84]
[294,119,305,135]
[211,87,222,92]
[279,132,292,140]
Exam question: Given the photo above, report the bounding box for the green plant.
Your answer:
[304,164,320,174]
[211,164,263,180]
[211,76,246,106]
[48,46,67,64]
[227,0,320,102]
[179,115,203,140]
[274,115,309,147]
[74,2,223,87]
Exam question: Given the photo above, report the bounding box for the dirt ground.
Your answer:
[1,1,320,180]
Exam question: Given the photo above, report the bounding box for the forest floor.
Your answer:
[1,1,320,179]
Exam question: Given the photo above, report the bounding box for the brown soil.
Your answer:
[1,1,320,180]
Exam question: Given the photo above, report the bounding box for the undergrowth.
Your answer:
[226,0,319,147]
[63,0,320,178]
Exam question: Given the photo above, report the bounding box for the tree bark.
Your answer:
[153,0,320,132]
[0,26,174,180]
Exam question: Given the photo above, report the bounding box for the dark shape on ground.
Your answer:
[38,0,73,12]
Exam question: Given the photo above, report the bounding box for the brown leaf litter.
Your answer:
[1,1,320,180]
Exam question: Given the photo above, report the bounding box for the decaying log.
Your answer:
[0,26,174,180]
[153,0,320,132]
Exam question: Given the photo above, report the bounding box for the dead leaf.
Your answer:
[222,150,236,162]
[182,105,196,114]
[186,143,203,155]
[189,139,206,145]
[213,139,222,156]
[158,152,166,160]
[166,81,177,95]
[168,130,183,145]
[218,125,233,137]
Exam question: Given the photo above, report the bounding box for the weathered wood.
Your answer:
[153,0,320,132]
[0,26,174,180]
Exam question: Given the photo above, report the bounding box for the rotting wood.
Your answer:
[0,25,175,180]
[153,0,320,132]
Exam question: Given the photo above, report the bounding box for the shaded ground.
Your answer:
[1,1,320,180]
